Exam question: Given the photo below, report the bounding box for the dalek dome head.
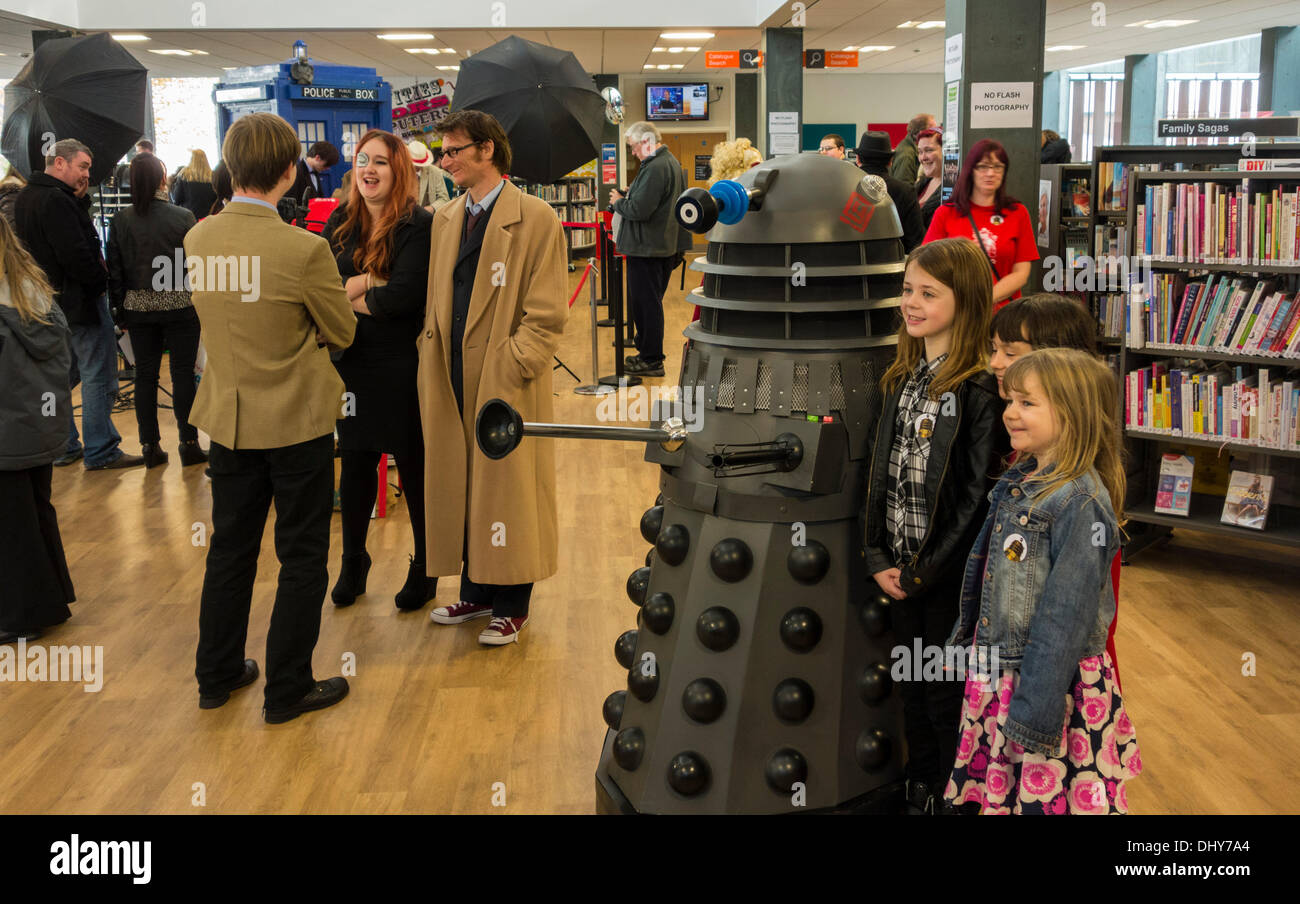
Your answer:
[675,153,902,246]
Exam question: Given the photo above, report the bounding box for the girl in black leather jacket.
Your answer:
[861,237,1008,813]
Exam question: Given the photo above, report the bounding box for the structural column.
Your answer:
[1122,53,1160,145]
[761,27,802,158]
[944,0,1046,217]
[1259,26,1300,117]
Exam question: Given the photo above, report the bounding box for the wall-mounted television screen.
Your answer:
[647,83,709,121]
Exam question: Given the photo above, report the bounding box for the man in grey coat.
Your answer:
[609,121,692,377]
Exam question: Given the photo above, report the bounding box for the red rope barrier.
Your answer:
[559,221,600,228]
[568,261,593,308]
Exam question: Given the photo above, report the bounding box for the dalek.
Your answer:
[476,152,907,813]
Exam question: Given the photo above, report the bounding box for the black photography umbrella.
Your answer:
[450,35,605,184]
[2,32,148,184]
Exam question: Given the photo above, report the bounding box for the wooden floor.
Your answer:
[3,262,1298,814]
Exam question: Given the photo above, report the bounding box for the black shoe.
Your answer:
[624,354,643,368]
[141,443,169,468]
[54,449,83,467]
[394,557,438,610]
[331,551,372,607]
[178,440,209,466]
[198,659,259,709]
[904,779,935,815]
[86,452,145,470]
[625,358,665,377]
[0,629,41,644]
[263,677,349,724]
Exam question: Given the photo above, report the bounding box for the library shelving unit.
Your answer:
[1118,166,1300,559]
[510,174,598,259]
[1084,143,1300,355]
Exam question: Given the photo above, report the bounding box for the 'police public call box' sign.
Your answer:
[1157,117,1300,139]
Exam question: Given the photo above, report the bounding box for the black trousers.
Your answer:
[459,564,532,619]
[338,442,426,561]
[625,255,675,365]
[891,566,966,793]
[128,314,201,445]
[0,465,74,632]
[196,434,333,709]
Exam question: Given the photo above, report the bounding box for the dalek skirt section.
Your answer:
[596,155,909,813]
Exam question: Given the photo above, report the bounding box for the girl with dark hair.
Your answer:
[106,152,207,467]
[922,138,1039,308]
[322,129,437,611]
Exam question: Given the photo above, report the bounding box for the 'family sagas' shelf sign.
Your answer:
[969,82,1034,129]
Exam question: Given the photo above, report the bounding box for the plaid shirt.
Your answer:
[887,353,947,565]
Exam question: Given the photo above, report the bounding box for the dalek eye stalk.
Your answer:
[476,153,908,813]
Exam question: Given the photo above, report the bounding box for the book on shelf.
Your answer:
[1125,360,1300,450]
[1096,292,1125,340]
[1132,274,1300,358]
[1097,161,1160,211]
[1133,178,1299,265]
[1065,177,1091,216]
[1155,453,1195,516]
[1220,470,1273,530]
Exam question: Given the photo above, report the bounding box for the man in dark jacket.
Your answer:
[14,138,142,470]
[888,113,937,186]
[609,121,691,377]
[855,132,925,252]
[1041,130,1072,164]
[285,140,339,218]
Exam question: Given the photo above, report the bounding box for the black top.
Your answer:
[106,201,197,324]
[322,202,434,451]
[859,161,925,252]
[173,179,217,220]
[12,173,108,326]
[1041,139,1072,164]
[917,179,942,231]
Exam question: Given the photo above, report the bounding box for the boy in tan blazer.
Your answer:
[188,113,357,723]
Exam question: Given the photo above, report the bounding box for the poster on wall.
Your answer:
[942,81,960,202]
[1036,178,1052,248]
[392,78,456,144]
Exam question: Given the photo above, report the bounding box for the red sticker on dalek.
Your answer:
[839,192,874,231]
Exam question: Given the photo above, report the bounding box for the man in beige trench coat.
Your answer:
[418,110,568,645]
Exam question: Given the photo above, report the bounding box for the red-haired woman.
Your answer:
[922,138,1038,309]
[322,130,436,610]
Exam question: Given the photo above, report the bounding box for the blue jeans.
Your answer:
[66,296,122,467]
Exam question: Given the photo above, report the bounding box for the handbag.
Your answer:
[965,211,1002,280]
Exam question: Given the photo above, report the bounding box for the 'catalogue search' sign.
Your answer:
[970,82,1034,129]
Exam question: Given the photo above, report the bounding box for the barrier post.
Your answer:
[599,251,641,388]
[574,257,615,396]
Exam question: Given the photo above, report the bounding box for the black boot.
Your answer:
[179,439,209,466]
[331,552,372,607]
[141,443,168,468]
[394,557,438,611]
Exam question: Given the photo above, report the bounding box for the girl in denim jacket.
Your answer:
[944,348,1142,814]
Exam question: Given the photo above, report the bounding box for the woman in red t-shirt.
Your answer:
[923,138,1037,309]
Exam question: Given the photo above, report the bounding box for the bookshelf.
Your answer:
[1038,162,1092,270]
[510,174,598,258]
[1118,166,1300,559]
[1082,144,1300,356]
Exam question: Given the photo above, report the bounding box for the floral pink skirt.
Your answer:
[943,652,1141,814]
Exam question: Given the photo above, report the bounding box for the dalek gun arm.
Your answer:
[475,398,688,459]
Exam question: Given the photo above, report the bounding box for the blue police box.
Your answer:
[213,40,393,199]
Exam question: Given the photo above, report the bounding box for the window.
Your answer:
[340,121,369,162]
[1163,73,1259,145]
[1066,72,1125,163]
[297,120,326,158]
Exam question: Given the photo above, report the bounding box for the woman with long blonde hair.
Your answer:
[321,129,437,610]
[172,149,218,219]
[0,214,76,642]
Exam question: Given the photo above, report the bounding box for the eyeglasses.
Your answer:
[441,140,482,160]
[818,145,839,153]
[974,163,1006,173]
